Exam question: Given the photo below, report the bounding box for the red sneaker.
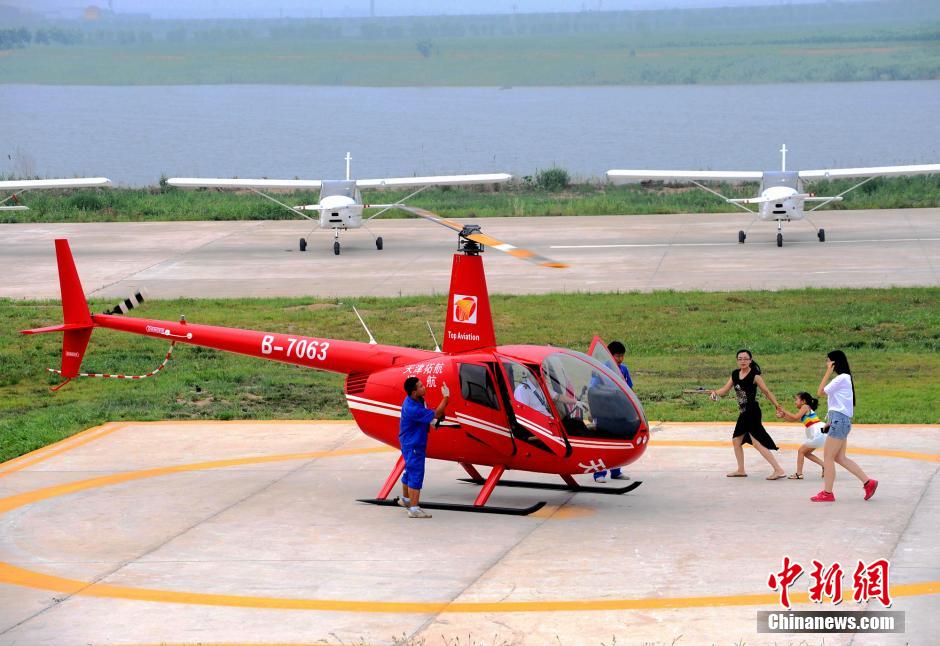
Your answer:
[811,490,835,502]
[864,479,879,501]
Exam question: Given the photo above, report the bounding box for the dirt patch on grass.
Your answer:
[283,303,341,312]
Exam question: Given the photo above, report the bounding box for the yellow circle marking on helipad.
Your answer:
[531,504,597,520]
[0,438,937,613]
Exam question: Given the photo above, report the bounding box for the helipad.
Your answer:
[0,420,937,644]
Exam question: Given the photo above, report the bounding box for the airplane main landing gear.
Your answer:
[376,236,383,250]
[818,228,826,242]
[299,238,307,252]
[738,230,746,243]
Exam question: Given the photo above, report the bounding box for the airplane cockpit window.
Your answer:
[762,171,799,189]
[320,180,358,199]
[542,352,641,439]
[459,363,500,410]
[502,359,552,417]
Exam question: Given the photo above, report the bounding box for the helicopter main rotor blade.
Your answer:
[397,205,568,269]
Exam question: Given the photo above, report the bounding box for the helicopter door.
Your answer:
[455,362,516,457]
[499,359,570,457]
[588,335,628,387]
[587,335,647,432]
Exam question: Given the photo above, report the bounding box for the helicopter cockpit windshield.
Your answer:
[320,180,359,200]
[542,352,642,440]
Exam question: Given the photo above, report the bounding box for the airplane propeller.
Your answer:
[397,205,568,269]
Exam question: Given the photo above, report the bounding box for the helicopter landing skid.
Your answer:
[357,497,547,516]
[458,477,642,495]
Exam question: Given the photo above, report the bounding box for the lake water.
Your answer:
[1,82,938,186]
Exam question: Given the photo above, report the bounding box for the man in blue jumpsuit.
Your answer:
[399,376,450,518]
[595,340,634,483]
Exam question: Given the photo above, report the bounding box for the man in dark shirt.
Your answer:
[399,376,450,518]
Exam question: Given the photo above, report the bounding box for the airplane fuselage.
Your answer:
[313,179,365,230]
[317,194,364,230]
[757,170,805,222]
[756,185,806,222]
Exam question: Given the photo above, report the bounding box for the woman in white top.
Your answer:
[811,350,878,502]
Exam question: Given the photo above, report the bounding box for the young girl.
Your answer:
[776,392,826,479]
[811,350,878,502]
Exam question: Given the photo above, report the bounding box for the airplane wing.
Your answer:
[355,173,512,189]
[397,205,567,269]
[607,170,762,183]
[798,164,940,180]
[0,178,111,191]
[167,178,323,190]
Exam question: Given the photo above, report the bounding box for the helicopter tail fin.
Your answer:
[442,253,496,354]
[21,239,95,379]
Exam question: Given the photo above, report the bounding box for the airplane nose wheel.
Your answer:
[776,233,783,247]
[376,236,383,250]
[738,230,746,244]
[299,238,307,252]
[333,241,341,255]
[818,228,826,242]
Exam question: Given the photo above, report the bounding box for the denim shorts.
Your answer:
[827,411,852,440]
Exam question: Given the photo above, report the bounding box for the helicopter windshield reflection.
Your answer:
[542,352,641,439]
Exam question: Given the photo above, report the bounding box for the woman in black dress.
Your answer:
[710,349,787,480]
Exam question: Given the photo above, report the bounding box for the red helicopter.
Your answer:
[23,210,650,515]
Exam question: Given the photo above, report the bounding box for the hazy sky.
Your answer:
[12,0,825,20]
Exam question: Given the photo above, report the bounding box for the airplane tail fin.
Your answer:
[21,239,95,382]
[442,253,496,354]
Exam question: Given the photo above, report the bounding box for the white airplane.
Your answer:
[607,145,940,247]
[0,177,112,211]
[168,153,511,255]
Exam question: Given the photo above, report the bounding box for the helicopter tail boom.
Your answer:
[22,240,436,386]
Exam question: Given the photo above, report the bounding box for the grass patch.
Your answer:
[3,175,940,224]
[2,288,938,463]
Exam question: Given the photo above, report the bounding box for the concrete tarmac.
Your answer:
[0,420,937,645]
[3,208,938,299]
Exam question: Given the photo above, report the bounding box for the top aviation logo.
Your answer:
[453,295,478,324]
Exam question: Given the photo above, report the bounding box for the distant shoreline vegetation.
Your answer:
[1,1,938,86]
[2,174,939,223]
